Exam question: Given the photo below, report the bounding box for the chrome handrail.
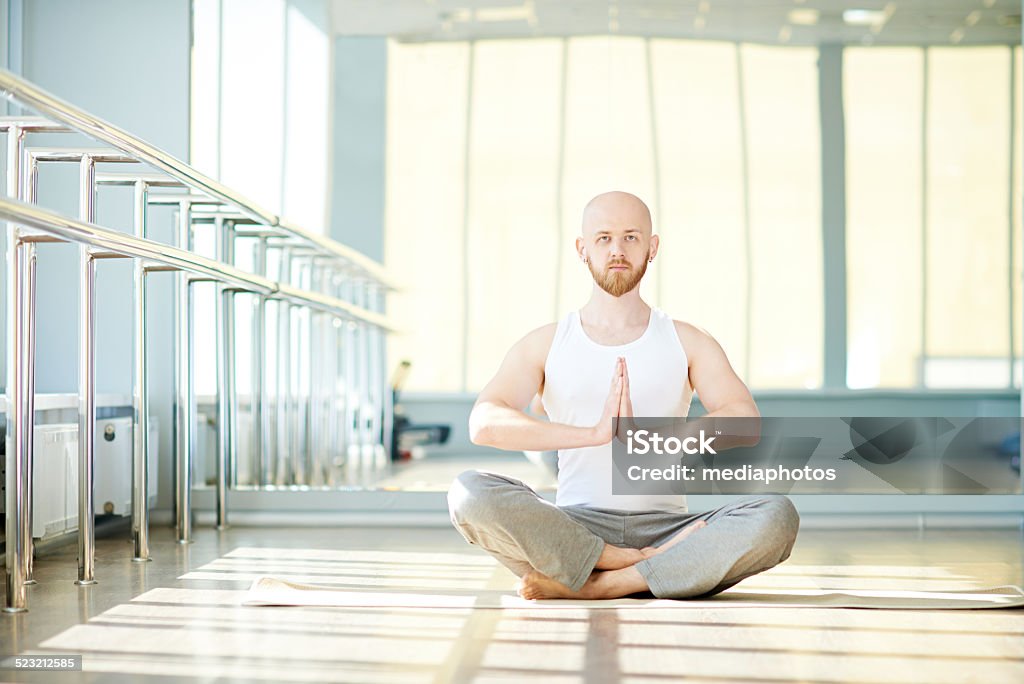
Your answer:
[0,116,71,133]
[0,197,396,330]
[1,70,398,614]
[0,69,398,290]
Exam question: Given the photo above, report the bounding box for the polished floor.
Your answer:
[1,520,1023,683]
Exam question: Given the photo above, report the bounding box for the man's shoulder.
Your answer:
[504,323,559,380]
[519,322,560,354]
[670,318,710,340]
[670,319,716,356]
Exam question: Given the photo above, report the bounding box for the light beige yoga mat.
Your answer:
[243,576,1024,610]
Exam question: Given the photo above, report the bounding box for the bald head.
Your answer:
[581,191,653,237]
[576,191,659,297]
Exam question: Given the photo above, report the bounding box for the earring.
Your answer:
[648,258,653,263]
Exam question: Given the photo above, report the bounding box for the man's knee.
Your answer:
[447,469,499,525]
[758,494,800,558]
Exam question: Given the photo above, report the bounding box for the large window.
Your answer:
[385,38,824,393]
[845,46,1022,389]
[191,0,329,228]
[190,0,331,395]
[190,19,1021,395]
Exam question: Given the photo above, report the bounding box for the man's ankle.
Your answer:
[597,545,645,569]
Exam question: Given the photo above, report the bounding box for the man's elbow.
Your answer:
[468,406,494,447]
[723,400,760,447]
[745,403,761,446]
[469,422,493,447]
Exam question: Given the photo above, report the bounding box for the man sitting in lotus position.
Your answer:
[447,191,799,600]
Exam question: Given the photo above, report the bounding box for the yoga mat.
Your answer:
[243,576,1024,610]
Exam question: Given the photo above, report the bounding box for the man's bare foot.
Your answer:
[517,570,580,599]
[517,566,650,600]
[641,519,708,559]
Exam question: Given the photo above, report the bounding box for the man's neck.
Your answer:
[580,288,651,328]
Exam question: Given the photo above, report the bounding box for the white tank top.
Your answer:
[541,306,693,512]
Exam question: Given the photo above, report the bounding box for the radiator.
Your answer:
[14,417,160,541]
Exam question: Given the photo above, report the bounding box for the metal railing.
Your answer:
[1,69,398,612]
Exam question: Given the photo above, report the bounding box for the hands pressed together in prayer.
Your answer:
[591,356,640,447]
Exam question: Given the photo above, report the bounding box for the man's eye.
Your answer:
[627,235,637,241]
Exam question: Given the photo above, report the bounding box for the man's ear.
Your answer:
[649,234,660,259]
[575,236,586,261]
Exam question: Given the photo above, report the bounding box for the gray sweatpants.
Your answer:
[447,469,800,599]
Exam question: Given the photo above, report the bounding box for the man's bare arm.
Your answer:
[469,327,623,452]
[675,322,760,449]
